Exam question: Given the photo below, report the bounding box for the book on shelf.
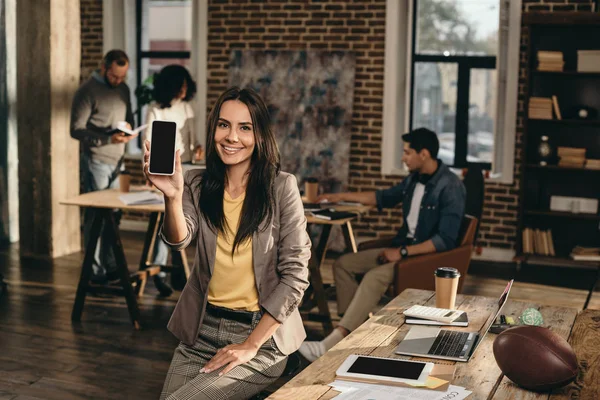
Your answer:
[585,159,600,170]
[547,230,556,257]
[570,246,600,261]
[522,228,556,256]
[559,158,586,168]
[551,96,562,120]
[557,147,586,157]
[525,228,531,253]
[537,51,564,72]
[528,97,553,119]
[557,147,586,167]
[577,50,600,73]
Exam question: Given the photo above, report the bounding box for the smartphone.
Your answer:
[148,120,177,176]
[336,354,434,385]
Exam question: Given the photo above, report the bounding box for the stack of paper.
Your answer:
[577,50,600,73]
[571,246,600,261]
[119,191,164,205]
[329,380,472,400]
[537,51,564,72]
[528,97,553,120]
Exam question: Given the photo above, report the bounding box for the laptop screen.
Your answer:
[473,280,514,348]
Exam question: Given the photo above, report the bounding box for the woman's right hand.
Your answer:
[143,140,184,200]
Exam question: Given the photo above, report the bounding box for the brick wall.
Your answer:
[80,0,103,81]
[84,0,590,249]
[207,0,391,240]
[206,0,592,250]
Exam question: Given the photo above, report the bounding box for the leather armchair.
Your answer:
[357,215,478,297]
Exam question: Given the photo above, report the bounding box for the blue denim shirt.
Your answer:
[375,162,466,252]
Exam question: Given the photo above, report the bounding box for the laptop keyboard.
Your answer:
[428,330,470,358]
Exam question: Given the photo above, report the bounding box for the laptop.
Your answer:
[395,280,513,362]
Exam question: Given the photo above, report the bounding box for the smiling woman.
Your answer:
[143,86,311,400]
[214,101,256,172]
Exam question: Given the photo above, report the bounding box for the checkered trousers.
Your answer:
[160,307,288,400]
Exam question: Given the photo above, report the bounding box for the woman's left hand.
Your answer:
[201,342,259,376]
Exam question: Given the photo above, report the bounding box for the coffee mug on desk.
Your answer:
[304,177,319,203]
[119,170,131,192]
[435,267,460,309]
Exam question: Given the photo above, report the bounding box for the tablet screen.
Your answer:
[347,356,425,379]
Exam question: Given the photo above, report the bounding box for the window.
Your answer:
[410,0,498,169]
[135,0,193,126]
[382,0,520,183]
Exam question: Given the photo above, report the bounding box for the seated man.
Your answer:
[298,128,466,362]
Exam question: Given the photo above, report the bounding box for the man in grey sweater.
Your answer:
[70,50,137,283]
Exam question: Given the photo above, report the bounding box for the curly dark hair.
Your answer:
[152,65,197,109]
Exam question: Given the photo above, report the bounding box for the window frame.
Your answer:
[134,0,192,126]
[381,0,521,184]
[409,0,496,170]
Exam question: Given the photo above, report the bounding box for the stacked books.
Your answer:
[537,51,564,72]
[528,97,553,120]
[522,228,555,256]
[577,50,600,73]
[570,246,600,261]
[557,147,586,168]
[586,159,600,170]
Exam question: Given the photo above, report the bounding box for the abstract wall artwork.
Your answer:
[229,50,356,193]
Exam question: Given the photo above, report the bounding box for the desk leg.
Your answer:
[304,224,334,335]
[139,212,160,271]
[104,209,142,330]
[583,267,600,310]
[342,221,358,253]
[71,209,103,322]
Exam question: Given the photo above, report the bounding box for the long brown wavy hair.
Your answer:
[199,87,281,254]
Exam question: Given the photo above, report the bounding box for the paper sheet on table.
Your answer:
[329,380,472,400]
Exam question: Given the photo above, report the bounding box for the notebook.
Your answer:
[406,312,469,327]
[311,209,357,220]
[119,191,164,205]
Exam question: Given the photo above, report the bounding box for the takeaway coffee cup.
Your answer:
[304,177,319,203]
[435,267,460,309]
[119,170,131,192]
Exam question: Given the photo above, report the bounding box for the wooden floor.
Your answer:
[0,230,598,399]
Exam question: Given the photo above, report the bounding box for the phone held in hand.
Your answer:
[148,120,177,176]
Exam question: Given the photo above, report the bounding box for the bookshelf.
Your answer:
[518,12,600,267]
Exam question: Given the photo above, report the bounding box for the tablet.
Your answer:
[336,354,434,385]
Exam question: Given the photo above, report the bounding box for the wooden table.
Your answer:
[300,204,372,335]
[273,289,600,400]
[61,186,190,329]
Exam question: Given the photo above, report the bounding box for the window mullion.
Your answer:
[454,61,470,168]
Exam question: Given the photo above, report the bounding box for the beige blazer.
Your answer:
[161,169,311,355]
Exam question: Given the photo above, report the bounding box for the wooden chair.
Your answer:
[358,215,478,296]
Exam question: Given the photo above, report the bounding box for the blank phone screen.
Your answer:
[347,357,425,379]
[149,121,177,174]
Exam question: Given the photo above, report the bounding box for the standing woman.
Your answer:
[144,87,311,400]
[144,64,203,163]
[144,64,203,294]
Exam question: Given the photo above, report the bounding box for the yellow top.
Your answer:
[207,190,260,311]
